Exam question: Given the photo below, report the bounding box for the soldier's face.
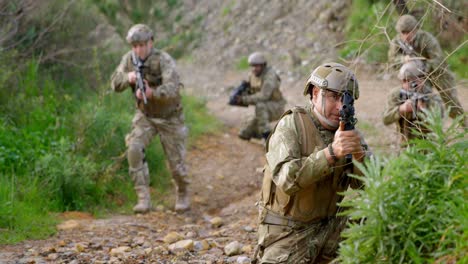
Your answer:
[312,88,343,128]
[402,77,424,91]
[250,64,264,77]
[400,30,416,44]
[132,40,153,60]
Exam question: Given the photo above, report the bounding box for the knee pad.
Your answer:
[128,143,145,168]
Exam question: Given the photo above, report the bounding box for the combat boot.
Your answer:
[133,186,151,214]
[175,184,190,212]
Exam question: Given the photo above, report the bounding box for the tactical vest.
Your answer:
[248,67,284,102]
[127,49,182,118]
[261,107,350,223]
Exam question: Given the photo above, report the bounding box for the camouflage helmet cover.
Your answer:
[126,24,153,44]
[398,60,426,80]
[248,52,267,65]
[396,15,418,33]
[303,62,359,99]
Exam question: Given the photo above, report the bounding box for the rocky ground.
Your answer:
[1,60,467,264]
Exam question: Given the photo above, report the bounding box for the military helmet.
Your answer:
[396,15,418,33]
[248,52,267,65]
[126,24,154,44]
[303,62,359,99]
[398,60,426,80]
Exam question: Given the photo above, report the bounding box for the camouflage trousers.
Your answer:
[430,70,464,120]
[239,100,285,139]
[125,110,189,189]
[256,217,347,263]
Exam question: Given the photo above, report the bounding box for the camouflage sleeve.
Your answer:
[420,32,444,73]
[153,51,181,99]
[110,53,132,92]
[382,88,403,126]
[265,114,333,196]
[241,71,280,105]
[388,38,405,70]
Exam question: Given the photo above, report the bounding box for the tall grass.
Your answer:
[338,109,467,263]
[0,59,220,244]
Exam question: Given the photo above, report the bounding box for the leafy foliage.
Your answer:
[338,109,467,263]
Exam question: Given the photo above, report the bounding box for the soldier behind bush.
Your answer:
[383,60,444,149]
[110,24,190,214]
[388,14,465,125]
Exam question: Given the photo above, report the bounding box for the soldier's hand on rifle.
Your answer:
[136,80,153,100]
[399,100,414,114]
[404,55,411,63]
[417,100,427,111]
[330,122,365,162]
[127,71,137,84]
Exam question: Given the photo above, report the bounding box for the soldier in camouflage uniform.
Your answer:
[255,63,371,263]
[383,60,444,149]
[236,52,286,140]
[388,14,465,123]
[111,24,190,214]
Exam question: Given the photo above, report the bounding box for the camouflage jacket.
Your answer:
[382,84,443,146]
[111,48,183,118]
[241,66,284,105]
[388,30,449,74]
[261,106,369,222]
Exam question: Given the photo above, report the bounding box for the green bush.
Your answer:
[236,56,249,71]
[338,110,467,263]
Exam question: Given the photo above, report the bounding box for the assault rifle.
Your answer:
[228,80,250,107]
[396,39,417,57]
[339,91,357,164]
[131,52,147,105]
[400,85,430,119]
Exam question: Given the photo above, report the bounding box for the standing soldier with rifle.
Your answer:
[111,24,190,214]
[388,14,465,125]
[383,60,444,149]
[255,63,371,263]
[229,52,286,141]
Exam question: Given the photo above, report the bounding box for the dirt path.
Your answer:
[1,63,467,264]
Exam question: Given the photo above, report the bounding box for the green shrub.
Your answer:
[338,110,467,263]
[0,174,57,244]
[236,56,249,71]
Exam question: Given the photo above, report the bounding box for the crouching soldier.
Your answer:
[230,52,286,140]
[255,63,371,263]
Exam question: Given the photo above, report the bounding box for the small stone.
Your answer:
[224,241,242,256]
[58,240,67,247]
[47,253,59,260]
[133,236,145,246]
[168,239,194,253]
[57,220,80,230]
[163,232,184,244]
[241,244,252,254]
[75,243,86,252]
[155,205,165,211]
[144,247,153,255]
[243,226,254,232]
[237,256,252,264]
[110,246,131,256]
[186,231,197,238]
[210,217,223,228]
[193,240,210,251]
